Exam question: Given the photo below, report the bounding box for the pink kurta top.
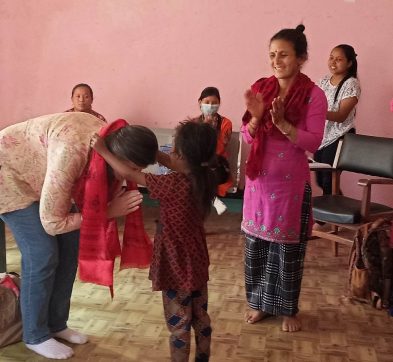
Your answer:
[0,112,105,235]
[241,86,327,243]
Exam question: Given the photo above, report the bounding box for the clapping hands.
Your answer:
[270,96,285,127]
[245,89,265,120]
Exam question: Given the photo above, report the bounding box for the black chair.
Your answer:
[312,133,393,256]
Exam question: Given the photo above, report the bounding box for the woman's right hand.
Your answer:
[107,188,143,218]
[204,115,219,130]
[245,89,265,121]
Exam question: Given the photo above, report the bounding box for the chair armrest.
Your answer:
[357,178,393,219]
[308,162,333,171]
[358,178,393,186]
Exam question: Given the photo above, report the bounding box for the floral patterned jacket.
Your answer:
[0,112,105,235]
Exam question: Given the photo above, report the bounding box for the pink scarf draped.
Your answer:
[73,119,152,296]
[243,73,315,180]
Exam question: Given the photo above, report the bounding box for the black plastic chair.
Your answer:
[312,133,393,256]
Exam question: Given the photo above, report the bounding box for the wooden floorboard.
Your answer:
[1,205,393,361]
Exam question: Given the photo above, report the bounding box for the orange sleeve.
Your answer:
[216,117,233,157]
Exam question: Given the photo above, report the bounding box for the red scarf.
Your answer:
[73,119,152,297]
[243,73,315,180]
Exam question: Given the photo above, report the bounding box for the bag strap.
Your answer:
[355,227,366,269]
[0,274,20,298]
[348,228,364,287]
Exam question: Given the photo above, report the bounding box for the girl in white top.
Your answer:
[314,44,361,195]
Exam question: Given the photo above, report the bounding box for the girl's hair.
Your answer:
[198,86,223,134]
[197,113,223,135]
[105,125,158,168]
[270,24,308,59]
[71,83,94,97]
[332,44,358,103]
[198,86,221,102]
[174,121,218,219]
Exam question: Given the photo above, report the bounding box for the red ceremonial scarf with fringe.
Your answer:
[73,119,152,297]
[243,73,314,180]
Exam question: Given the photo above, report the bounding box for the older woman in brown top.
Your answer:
[65,83,107,122]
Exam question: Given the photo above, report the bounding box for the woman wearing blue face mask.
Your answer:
[198,87,233,213]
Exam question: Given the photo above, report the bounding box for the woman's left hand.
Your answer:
[203,114,218,129]
[270,96,285,127]
[270,96,296,140]
[107,188,143,218]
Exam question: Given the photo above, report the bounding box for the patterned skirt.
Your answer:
[244,184,311,316]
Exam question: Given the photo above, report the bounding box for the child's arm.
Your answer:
[157,150,185,172]
[91,134,147,186]
[156,150,174,169]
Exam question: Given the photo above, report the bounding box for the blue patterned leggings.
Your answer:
[162,286,211,362]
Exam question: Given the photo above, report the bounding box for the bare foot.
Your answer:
[244,309,271,324]
[282,315,301,332]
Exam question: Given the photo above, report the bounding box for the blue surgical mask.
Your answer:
[201,103,219,116]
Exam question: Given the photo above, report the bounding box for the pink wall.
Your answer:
[1,0,392,205]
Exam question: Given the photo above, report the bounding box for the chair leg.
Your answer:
[332,241,338,257]
[331,225,340,256]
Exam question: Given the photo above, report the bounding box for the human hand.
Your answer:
[270,97,295,137]
[245,89,265,121]
[90,133,107,154]
[107,188,143,218]
[204,114,218,128]
[204,114,214,123]
[270,96,285,127]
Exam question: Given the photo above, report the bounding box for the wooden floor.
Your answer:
[1,205,393,362]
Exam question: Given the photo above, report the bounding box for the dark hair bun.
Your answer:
[295,24,305,33]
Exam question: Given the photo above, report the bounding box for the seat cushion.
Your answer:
[312,195,393,224]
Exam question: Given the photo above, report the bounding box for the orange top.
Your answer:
[216,117,232,157]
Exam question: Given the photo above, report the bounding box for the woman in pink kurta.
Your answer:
[0,112,157,359]
[241,25,327,332]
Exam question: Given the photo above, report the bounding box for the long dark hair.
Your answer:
[104,125,158,182]
[174,121,217,219]
[197,113,223,134]
[332,44,358,103]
